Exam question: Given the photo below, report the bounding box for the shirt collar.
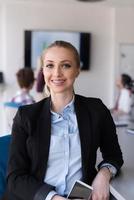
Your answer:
[51,96,75,121]
[63,96,75,113]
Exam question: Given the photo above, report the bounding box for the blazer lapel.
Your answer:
[36,97,51,179]
[74,95,93,179]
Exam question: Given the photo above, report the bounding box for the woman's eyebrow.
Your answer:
[44,60,54,62]
[61,60,72,63]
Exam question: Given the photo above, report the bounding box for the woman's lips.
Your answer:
[51,79,65,85]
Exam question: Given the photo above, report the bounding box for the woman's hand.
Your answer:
[90,167,111,200]
[52,195,67,200]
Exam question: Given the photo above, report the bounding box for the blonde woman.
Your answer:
[7,41,123,200]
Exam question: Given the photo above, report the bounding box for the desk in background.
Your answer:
[110,127,134,200]
[97,126,134,200]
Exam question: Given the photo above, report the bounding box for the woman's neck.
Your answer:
[51,92,74,113]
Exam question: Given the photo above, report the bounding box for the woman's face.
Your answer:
[116,76,123,89]
[42,47,80,95]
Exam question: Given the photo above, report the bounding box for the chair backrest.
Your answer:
[0,134,11,198]
[3,102,21,132]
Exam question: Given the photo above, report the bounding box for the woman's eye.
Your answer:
[63,63,71,68]
[46,64,54,68]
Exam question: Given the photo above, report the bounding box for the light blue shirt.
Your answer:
[44,98,82,200]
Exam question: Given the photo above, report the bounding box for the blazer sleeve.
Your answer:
[7,108,55,200]
[97,100,124,172]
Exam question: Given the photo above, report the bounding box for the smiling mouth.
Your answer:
[51,80,65,85]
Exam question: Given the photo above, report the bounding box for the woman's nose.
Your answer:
[53,66,62,76]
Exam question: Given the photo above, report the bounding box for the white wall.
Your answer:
[116,7,134,43]
[1,2,115,106]
[115,7,134,75]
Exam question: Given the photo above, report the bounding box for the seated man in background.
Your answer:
[0,68,35,199]
[11,68,35,105]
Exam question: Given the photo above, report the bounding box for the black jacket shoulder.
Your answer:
[75,94,107,110]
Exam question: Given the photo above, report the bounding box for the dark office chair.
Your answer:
[0,134,11,199]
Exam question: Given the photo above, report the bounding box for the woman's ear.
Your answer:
[76,68,80,78]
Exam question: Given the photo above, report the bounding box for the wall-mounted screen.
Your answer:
[24,30,91,70]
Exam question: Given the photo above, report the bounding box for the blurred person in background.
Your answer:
[111,73,133,115]
[0,68,35,200]
[11,68,35,105]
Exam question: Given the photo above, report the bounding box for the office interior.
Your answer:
[0,0,134,199]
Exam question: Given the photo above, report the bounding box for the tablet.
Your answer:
[67,180,93,199]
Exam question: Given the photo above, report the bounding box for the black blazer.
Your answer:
[7,95,123,200]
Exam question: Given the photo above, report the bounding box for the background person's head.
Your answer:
[41,40,80,96]
[16,68,35,90]
[121,74,133,89]
[116,73,133,90]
